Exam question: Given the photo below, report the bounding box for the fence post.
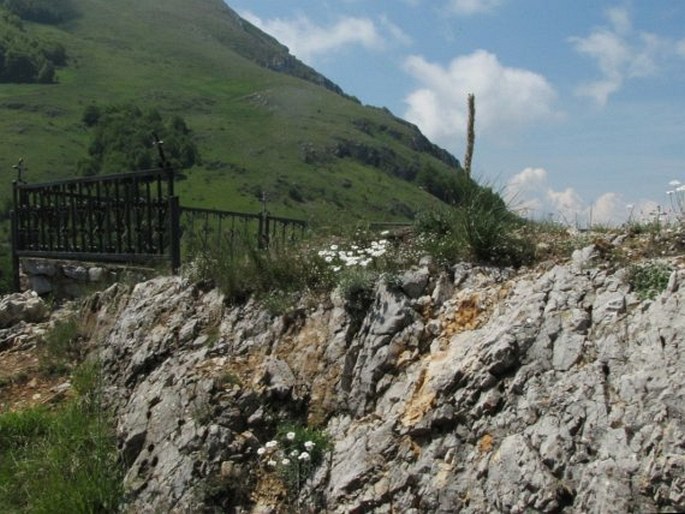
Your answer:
[10,210,20,292]
[258,191,268,250]
[169,196,181,274]
[10,180,20,291]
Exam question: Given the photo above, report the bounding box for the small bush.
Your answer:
[628,261,672,300]
[337,266,376,317]
[80,103,201,174]
[415,184,534,267]
[184,239,334,307]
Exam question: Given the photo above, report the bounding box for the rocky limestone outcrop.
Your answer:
[0,290,48,330]
[82,246,685,513]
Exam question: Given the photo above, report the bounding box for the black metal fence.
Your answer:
[180,207,306,260]
[10,168,306,291]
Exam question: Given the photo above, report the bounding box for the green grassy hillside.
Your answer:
[0,0,478,291]
[0,0,467,223]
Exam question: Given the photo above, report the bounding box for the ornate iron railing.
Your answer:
[10,168,306,291]
[12,168,178,263]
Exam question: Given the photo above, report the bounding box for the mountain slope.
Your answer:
[0,0,465,223]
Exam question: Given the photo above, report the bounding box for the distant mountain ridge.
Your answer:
[217,3,348,97]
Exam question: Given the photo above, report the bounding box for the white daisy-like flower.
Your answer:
[281,458,291,466]
[265,440,278,449]
[304,440,316,451]
[298,452,310,461]
[257,447,266,456]
[286,431,296,441]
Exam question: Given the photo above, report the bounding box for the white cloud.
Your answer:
[547,188,586,224]
[506,167,652,226]
[402,50,559,145]
[447,0,504,16]
[379,14,413,47]
[569,7,668,106]
[240,11,385,63]
[508,167,547,191]
[591,192,624,225]
[506,167,547,212]
[606,6,631,35]
[676,38,685,59]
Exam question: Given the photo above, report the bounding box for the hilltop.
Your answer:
[0,0,466,223]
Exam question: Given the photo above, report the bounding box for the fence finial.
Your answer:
[152,133,168,169]
[12,158,26,183]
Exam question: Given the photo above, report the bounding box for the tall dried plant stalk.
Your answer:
[464,94,475,178]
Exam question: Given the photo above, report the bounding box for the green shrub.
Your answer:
[1,0,75,24]
[79,104,200,174]
[628,261,672,300]
[337,266,376,317]
[415,184,534,267]
[0,24,64,84]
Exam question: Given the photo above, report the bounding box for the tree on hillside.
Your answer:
[77,104,201,176]
[0,7,67,83]
[1,0,75,24]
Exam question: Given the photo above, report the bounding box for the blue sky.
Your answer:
[226,0,685,225]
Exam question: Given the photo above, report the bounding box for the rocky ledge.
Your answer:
[67,244,685,513]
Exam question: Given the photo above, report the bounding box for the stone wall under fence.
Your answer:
[20,258,158,299]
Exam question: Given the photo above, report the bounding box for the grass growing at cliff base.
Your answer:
[0,361,123,513]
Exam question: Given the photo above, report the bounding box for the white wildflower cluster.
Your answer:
[256,434,316,470]
[666,180,685,220]
[317,237,390,272]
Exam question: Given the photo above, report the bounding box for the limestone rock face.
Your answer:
[84,255,685,513]
[0,290,47,329]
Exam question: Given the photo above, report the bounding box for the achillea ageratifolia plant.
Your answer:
[666,180,685,221]
[316,233,416,315]
[255,425,330,504]
[317,236,392,272]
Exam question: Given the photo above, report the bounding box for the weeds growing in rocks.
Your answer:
[628,261,673,300]
[38,316,84,376]
[183,240,335,306]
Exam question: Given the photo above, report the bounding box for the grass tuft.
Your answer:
[0,360,123,513]
[415,184,535,268]
[38,316,84,376]
[183,238,335,307]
